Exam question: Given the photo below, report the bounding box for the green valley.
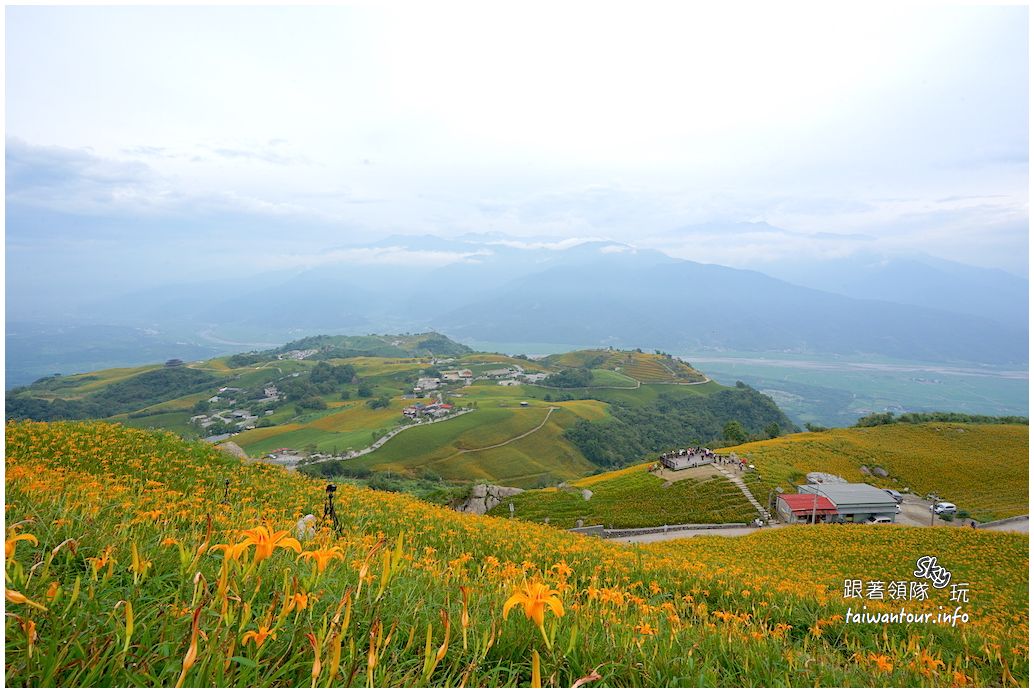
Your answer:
[5,335,792,490]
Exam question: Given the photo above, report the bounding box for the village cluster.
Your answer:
[191,383,283,437]
[410,364,548,394]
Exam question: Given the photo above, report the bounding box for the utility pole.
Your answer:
[811,493,818,525]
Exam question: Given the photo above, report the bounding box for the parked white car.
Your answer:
[930,502,957,515]
[868,516,894,524]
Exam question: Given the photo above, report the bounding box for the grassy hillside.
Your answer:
[542,349,706,384]
[487,463,758,528]
[5,421,1027,687]
[720,423,1029,520]
[342,400,599,487]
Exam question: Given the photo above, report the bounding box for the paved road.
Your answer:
[984,518,1028,533]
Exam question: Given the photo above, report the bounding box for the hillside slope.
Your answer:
[5,421,1027,687]
[720,423,1029,520]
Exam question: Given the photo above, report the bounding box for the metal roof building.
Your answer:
[796,482,899,523]
[775,493,838,524]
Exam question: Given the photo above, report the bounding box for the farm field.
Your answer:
[348,401,598,486]
[5,420,1027,687]
[231,397,410,457]
[720,423,1029,521]
[487,463,758,527]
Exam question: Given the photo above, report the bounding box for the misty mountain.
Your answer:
[11,234,1027,386]
[434,255,1028,365]
[753,252,1028,330]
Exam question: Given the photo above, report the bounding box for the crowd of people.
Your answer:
[658,446,748,471]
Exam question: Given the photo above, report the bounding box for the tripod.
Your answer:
[322,484,342,536]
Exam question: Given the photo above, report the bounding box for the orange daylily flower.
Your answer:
[300,546,344,573]
[503,581,565,628]
[238,524,301,563]
[285,591,313,613]
[869,653,894,674]
[504,581,564,648]
[209,540,250,562]
[952,670,973,687]
[634,623,657,636]
[242,625,277,647]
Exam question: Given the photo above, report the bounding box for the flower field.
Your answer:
[5,421,1028,687]
[487,465,758,528]
[720,423,1029,520]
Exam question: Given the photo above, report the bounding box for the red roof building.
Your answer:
[775,493,838,524]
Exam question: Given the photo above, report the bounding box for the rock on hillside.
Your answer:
[216,441,249,460]
[455,483,524,515]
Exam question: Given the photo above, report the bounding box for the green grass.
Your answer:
[587,369,639,387]
[489,464,758,528]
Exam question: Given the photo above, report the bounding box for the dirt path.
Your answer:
[446,407,559,459]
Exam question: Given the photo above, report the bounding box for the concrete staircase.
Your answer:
[713,464,773,522]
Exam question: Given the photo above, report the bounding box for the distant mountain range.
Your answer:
[7,233,1028,385]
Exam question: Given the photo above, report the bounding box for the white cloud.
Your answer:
[486,237,606,251]
[3,4,1028,276]
[262,246,493,270]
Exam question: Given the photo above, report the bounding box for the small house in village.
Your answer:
[440,369,473,381]
[483,368,514,378]
[416,377,440,391]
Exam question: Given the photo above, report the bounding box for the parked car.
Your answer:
[930,502,957,515]
[883,489,903,503]
[868,516,894,524]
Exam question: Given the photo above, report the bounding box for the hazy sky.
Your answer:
[5,2,1030,296]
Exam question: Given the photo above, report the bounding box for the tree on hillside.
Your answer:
[543,368,592,388]
[723,420,748,444]
[765,422,781,439]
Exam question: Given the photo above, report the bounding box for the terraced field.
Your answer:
[543,349,706,384]
[489,463,757,527]
[721,423,1029,521]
